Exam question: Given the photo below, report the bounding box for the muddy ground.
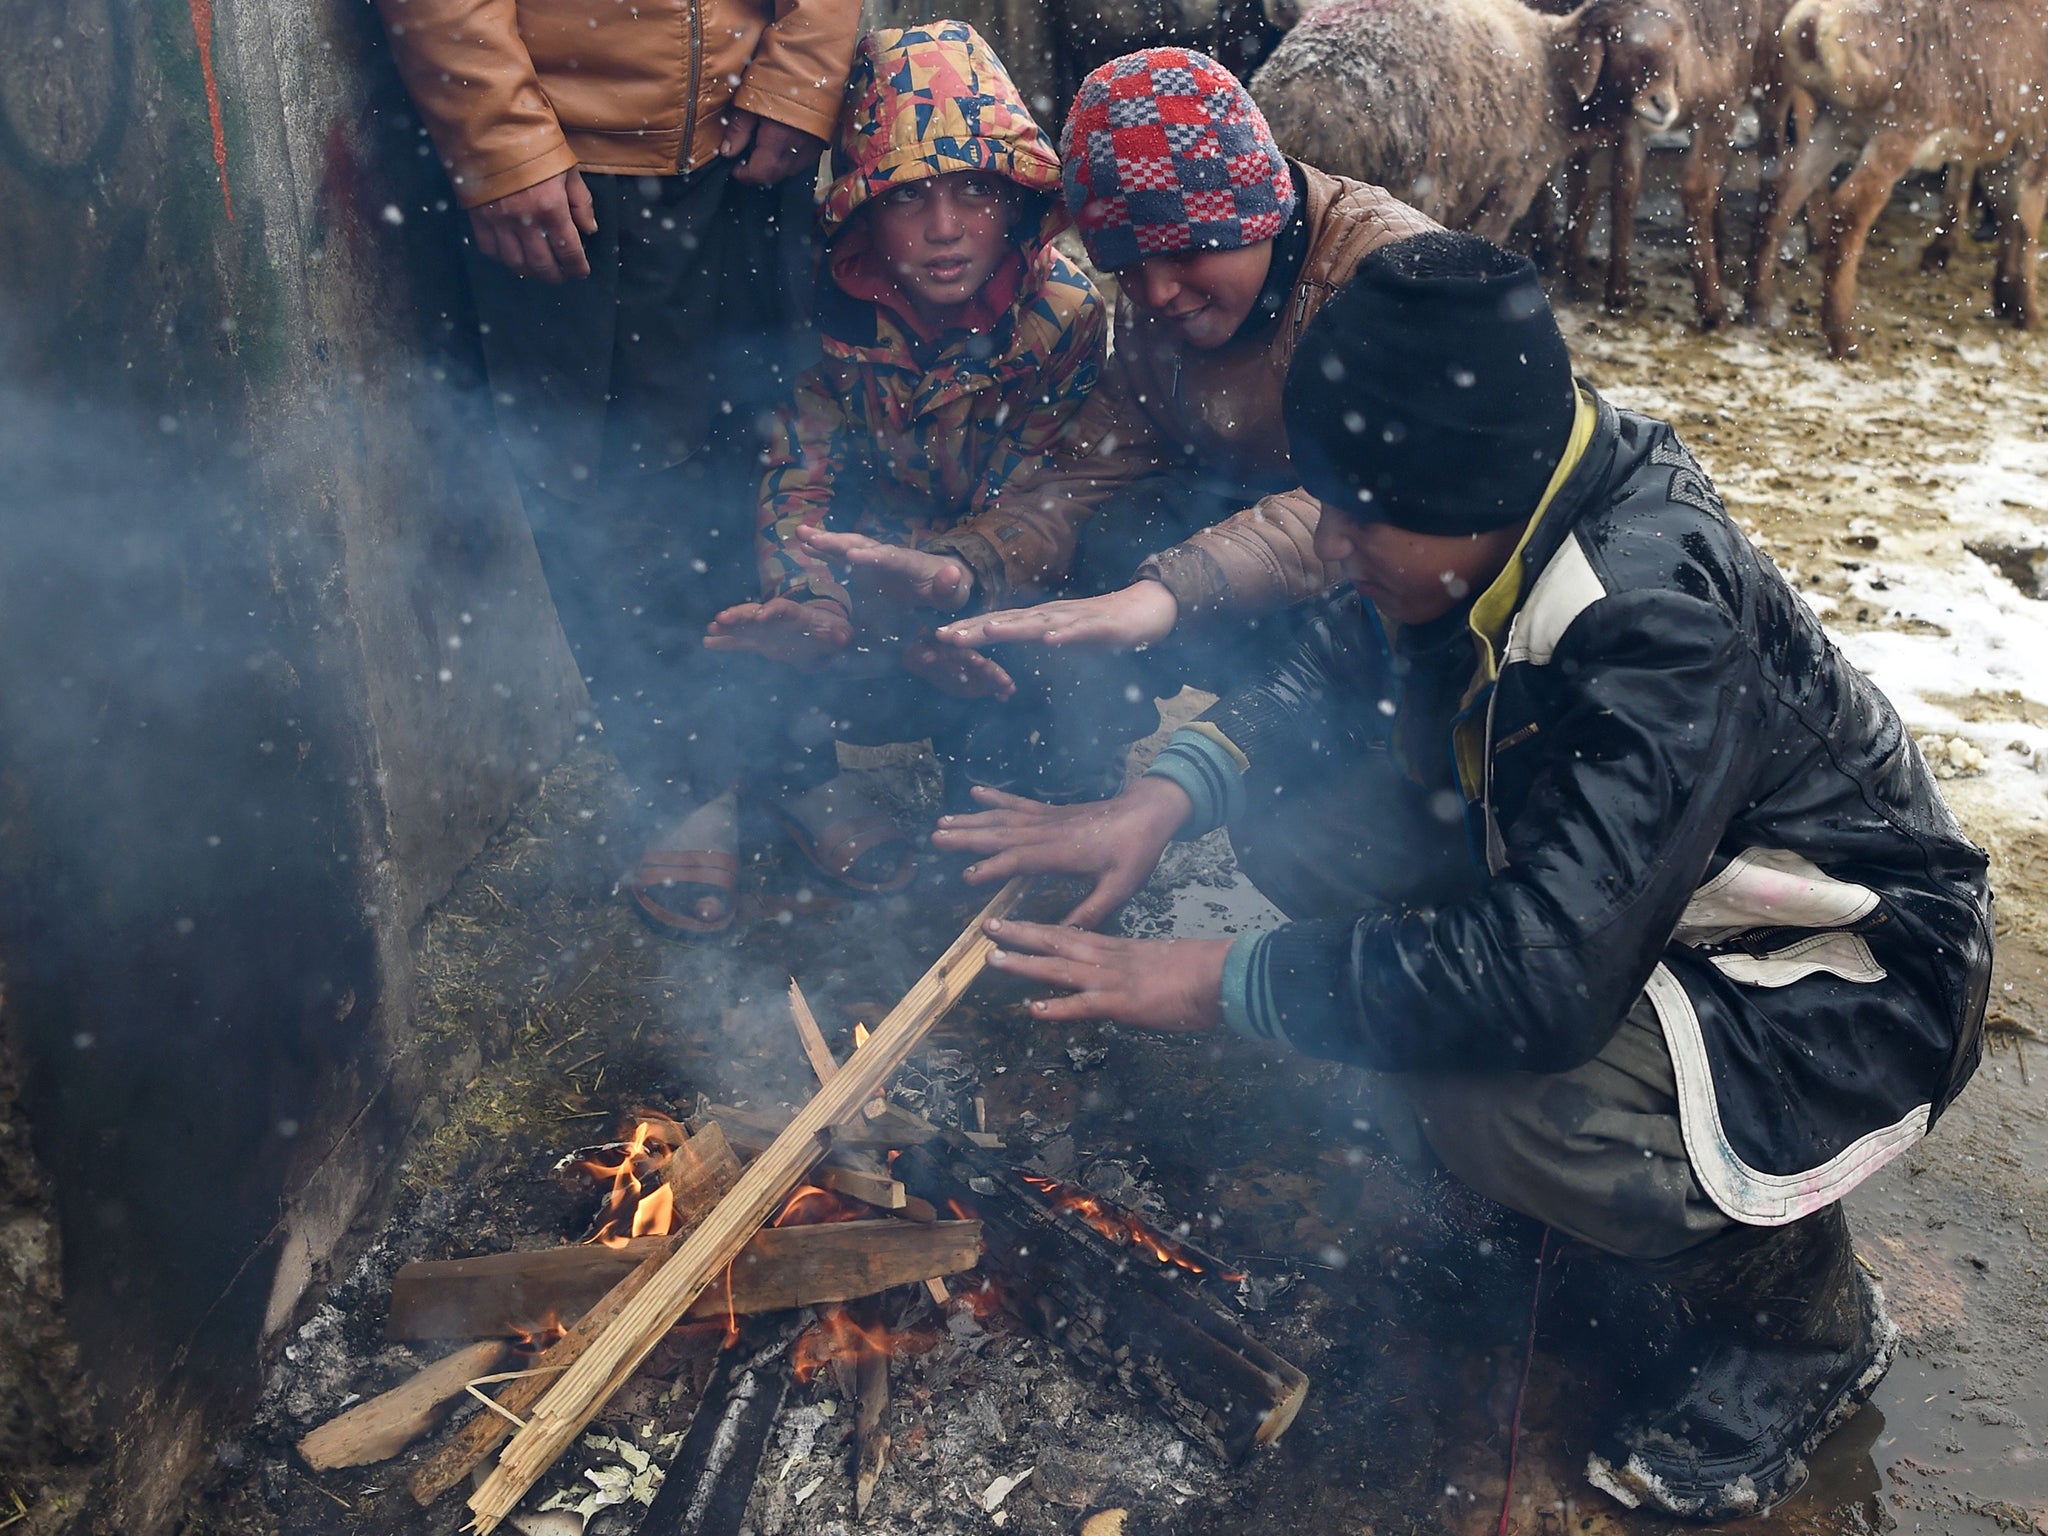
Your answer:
[187,152,2048,1536]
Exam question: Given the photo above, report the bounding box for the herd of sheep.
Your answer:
[1219,0,2048,358]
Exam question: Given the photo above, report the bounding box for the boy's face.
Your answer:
[1119,243,1273,349]
[870,170,1022,324]
[1312,499,1526,626]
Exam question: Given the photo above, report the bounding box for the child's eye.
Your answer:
[883,184,925,207]
[961,177,1002,200]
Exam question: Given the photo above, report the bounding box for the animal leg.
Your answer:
[1991,152,2047,327]
[1565,148,1605,297]
[1604,125,1646,314]
[1682,105,1739,329]
[1921,159,1976,275]
[1821,130,1921,359]
[1747,107,1843,327]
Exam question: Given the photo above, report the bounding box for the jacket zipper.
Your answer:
[685,0,704,172]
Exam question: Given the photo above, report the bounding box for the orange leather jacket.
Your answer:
[375,0,860,207]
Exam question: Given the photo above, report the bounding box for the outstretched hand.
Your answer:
[935,579,1179,651]
[795,528,976,613]
[932,776,1190,928]
[704,598,852,667]
[901,636,1016,700]
[985,919,1229,1032]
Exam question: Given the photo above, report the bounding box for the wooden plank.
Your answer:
[811,1164,907,1212]
[787,978,840,1085]
[663,1122,742,1227]
[467,878,1026,1533]
[298,1340,510,1470]
[389,1221,980,1341]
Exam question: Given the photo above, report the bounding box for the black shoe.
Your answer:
[1584,1205,1899,1520]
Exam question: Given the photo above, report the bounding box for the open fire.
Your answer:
[570,1112,692,1248]
[1021,1174,1245,1281]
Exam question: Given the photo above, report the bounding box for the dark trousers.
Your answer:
[468,165,816,813]
[1229,767,1731,1261]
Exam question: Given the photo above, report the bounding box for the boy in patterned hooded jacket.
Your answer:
[631,23,1104,936]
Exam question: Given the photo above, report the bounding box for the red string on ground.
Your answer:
[1497,1225,1552,1536]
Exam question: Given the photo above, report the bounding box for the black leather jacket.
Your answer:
[1211,394,1991,1224]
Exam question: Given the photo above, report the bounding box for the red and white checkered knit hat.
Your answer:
[1058,48,1296,272]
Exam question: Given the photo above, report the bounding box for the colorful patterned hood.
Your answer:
[819,21,1064,240]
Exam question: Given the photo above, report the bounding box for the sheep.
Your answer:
[1747,0,2048,357]
[1565,0,1803,327]
[1249,0,1620,243]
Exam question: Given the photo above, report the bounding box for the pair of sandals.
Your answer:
[625,774,916,940]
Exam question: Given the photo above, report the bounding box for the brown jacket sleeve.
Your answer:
[924,316,1170,607]
[733,0,862,144]
[374,0,578,207]
[1135,486,1342,616]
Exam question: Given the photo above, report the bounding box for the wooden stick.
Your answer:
[706,1100,940,1154]
[788,978,840,1085]
[467,879,1027,1532]
[387,1221,979,1341]
[298,1340,511,1470]
[852,1306,891,1517]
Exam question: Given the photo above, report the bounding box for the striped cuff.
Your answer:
[1220,930,1286,1044]
[1142,727,1248,840]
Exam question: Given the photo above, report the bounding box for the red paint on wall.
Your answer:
[186,0,234,220]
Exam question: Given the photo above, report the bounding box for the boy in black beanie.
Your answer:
[935,231,1992,1519]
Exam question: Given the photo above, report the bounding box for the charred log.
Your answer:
[895,1141,1307,1464]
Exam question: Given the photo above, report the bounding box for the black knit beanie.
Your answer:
[1283,232,1577,535]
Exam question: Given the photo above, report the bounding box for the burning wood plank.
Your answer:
[298,1339,512,1470]
[852,1310,891,1517]
[387,1220,979,1341]
[466,878,1028,1533]
[896,1141,1308,1465]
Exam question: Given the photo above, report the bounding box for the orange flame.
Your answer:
[577,1113,688,1249]
[509,1310,566,1355]
[790,1310,941,1384]
[853,1022,871,1049]
[1021,1175,1245,1281]
[772,1184,872,1228]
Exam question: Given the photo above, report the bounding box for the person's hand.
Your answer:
[704,598,852,666]
[719,110,827,186]
[985,919,1229,1031]
[936,579,1179,652]
[794,528,977,612]
[901,636,1016,700]
[468,169,598,282]
[932,776,1190,927]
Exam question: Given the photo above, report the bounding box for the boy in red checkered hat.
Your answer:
[802,47,1440,743]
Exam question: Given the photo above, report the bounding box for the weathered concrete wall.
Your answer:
[0,1,582,1529]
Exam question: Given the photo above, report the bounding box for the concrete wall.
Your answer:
[0,1,582,1528]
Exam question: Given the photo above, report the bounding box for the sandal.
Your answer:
[625,791,739,939]
[766,774,916,893]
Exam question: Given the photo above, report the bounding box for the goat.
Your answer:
[1530,0,1800,327]
[1249,0,1616,243]
[1748,0,2048,357]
